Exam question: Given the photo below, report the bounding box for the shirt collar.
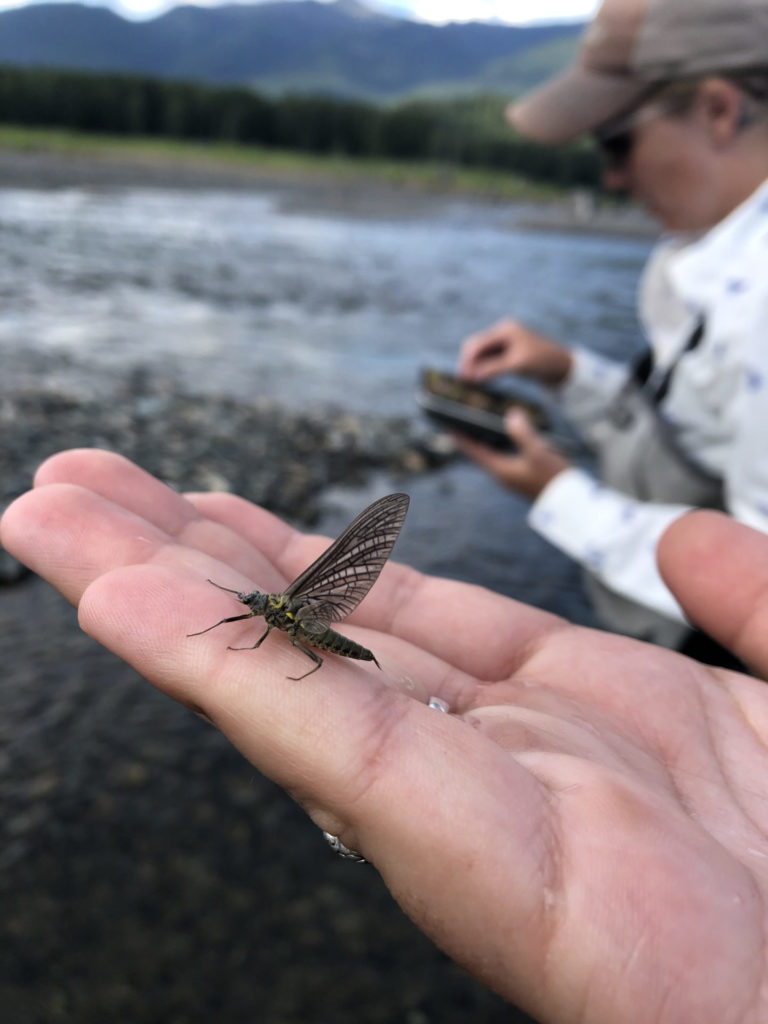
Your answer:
[664,177,768,306]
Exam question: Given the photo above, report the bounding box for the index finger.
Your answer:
[5,448,565,683]
[457,326,511,379]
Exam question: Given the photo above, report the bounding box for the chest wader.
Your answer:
[584,319,726,649]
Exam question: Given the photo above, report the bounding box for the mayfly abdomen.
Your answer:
[303,626,379,664]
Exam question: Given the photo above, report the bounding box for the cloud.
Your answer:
[0,0,600,23]
[399,0,597,23]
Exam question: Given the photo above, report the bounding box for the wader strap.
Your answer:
[631,316,706,404]
[592,312,722,649]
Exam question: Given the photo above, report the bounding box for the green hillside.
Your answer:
[0,1,585,101]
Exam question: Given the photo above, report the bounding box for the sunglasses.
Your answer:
[594,127,635,165]
[593,100,666,168]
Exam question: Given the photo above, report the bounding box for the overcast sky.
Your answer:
[0,0,600,24]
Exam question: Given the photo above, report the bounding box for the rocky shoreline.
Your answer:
[1,365,451,519]
[0,143,478,220]
[0,142,655,234]
[0,363,453,579]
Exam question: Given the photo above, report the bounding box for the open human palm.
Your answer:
[3,448,768,1024]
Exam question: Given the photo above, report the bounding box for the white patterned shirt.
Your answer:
[529,177,768,624]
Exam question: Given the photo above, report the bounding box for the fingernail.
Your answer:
[504,409,526,432]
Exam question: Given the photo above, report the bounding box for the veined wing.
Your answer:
[284,492,409,624]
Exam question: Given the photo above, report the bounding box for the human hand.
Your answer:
[3,449,768,1024]
[452,409,572,501]
[457,318,573,386]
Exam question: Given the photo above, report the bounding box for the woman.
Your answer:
[457,0,768,658]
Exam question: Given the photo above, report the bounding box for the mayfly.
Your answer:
[188,492,410,680]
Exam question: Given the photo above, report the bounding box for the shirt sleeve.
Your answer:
[557,346,632,432]
[724,282,768,532]
[529,467,691,622]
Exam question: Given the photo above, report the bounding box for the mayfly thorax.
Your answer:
[188,492,410,679]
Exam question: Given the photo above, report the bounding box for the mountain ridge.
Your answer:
[0,1,584,100]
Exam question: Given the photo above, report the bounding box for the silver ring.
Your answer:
[322,831,367,863]
[323,697,448,863]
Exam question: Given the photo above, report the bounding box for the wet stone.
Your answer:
[0,367,453,527]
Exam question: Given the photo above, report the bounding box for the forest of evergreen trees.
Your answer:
[0,65,601,188]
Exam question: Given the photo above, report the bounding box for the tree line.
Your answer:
[0,65,600,188]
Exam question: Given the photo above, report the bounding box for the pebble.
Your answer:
[0,367,453,529]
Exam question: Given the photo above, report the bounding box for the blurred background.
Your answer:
[0,1,652,1021]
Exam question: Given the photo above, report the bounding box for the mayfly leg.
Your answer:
[228,625,273,652]
[187,579,256,637]
[287,639,323,681]
[187,612,255,637]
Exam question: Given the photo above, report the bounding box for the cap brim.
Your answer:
[506,65,649,144]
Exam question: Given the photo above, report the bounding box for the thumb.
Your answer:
[503,409,540,451]
[658,510,768,675]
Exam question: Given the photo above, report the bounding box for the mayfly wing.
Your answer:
[284,492,410,625]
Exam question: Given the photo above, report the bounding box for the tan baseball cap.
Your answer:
[508,0,768,143]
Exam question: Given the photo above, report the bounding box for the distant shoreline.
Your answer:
[0,137,656,238]
[0,126,558,200]
[0,143,464,221]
